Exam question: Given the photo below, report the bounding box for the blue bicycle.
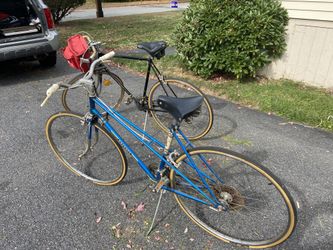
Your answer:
[43,51,296,248]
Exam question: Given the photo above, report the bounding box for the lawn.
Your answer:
[80,0,172,10]
[57,12,333,131]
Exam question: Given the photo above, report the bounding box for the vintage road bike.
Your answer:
[61,38,213,141]
[42,51,297,248]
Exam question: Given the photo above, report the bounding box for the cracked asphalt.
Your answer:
[0,56,332,249]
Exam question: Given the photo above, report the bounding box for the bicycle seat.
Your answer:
[157,95,204,122]
[137,41,167,59]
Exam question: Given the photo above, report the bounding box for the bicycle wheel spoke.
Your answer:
[170,148,296,247]
[148,79,213,140]
[62,71,125,114]
[46,112,127,185]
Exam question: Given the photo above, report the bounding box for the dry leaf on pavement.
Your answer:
[135,202,145,212]
[111,224,122,239]
[121,201,127,210]
[95,217,102,224]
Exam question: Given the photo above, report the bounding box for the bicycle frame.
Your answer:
[113,53,164,98]
[88,96,223,208]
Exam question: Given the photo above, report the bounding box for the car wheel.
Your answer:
[39,51,57,67]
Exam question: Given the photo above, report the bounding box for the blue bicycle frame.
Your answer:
[88,96,224,208]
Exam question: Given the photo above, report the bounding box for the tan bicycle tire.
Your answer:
[170,146,297,248]
[45,112,128,186]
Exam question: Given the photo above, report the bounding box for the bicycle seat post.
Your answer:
[164,130,173,154]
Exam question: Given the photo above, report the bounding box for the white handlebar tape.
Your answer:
[46,83,60,96]
[99,51,115,62]
[40,83,60,107]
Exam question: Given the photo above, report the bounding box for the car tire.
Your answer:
[39,51,57,67]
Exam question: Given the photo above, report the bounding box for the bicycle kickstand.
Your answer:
[146,189,166,236]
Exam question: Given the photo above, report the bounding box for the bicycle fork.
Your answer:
[79,117,99,160]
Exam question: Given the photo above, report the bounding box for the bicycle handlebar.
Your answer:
[99,51,115,62]
[41,50,115,107]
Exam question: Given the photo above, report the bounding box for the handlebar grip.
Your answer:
[40,83,60,107]
[46,83,60,96]
[99,51,115,62]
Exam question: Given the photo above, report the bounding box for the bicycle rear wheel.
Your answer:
[170,147,296,248]
[148,79,213,141]
[45,112,127,186]
[62,70,125,114]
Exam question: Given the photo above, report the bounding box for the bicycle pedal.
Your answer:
[153,176,169,193]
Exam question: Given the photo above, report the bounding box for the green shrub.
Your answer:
[174,0,289,79]
[45,0,86,23]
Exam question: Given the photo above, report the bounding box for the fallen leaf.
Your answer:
[96,216,102,224]
[135,202,145,212]
[184,227,188,234]
[111,224,122,239]
[121,201,127,210]
[164,223,170,228]
[126,244,132,249]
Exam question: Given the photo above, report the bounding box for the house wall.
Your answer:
[262,0,333,88]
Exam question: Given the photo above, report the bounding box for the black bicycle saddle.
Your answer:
[157,95,204,122]
[137,41,167,59]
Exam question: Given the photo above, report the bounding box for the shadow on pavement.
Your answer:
[0,57,77,86]
[278,180,333,249]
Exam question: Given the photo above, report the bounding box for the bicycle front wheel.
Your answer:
[148,79,213,140]
[170,147,297,248]
[62,71,125,114]
[45,112,128,186]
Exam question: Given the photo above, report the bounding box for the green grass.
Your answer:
[212,80,333,130]
[58,12,333,132]
[58,12,182,49]
[82,0,171,9]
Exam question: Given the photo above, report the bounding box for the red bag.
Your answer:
[63,34,91,72]
[0,12,10,20]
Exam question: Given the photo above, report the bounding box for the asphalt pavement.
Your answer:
[0,56,332,249]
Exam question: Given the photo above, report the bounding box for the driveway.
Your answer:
[64,3,189,21]
[0,57,332,249]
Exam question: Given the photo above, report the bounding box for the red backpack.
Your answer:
[62,34,91,72]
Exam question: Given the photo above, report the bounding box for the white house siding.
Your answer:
[262,0,333,88]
